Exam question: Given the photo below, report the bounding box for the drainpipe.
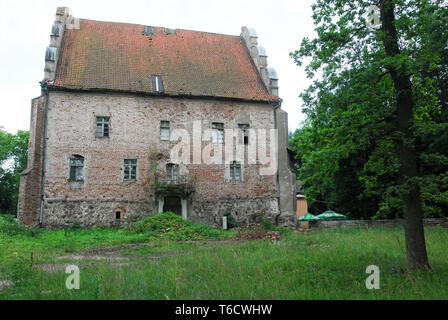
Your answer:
[39,85,50,226]
[273,98,282,226]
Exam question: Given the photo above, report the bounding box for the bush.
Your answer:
[129,212,229,241]
[0,214,40,237]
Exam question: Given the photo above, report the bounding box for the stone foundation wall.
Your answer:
[191,197,296,228]
[42,199,154,229]
[39,196,295,229]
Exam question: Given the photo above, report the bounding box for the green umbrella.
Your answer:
[298,212,320,221]
[317,210,347,220]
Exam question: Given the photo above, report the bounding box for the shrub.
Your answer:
[129,212,229,241]
[0,214,40,237]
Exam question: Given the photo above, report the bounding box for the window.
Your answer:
[115,211,121,220]
[238,124,249,145]
[212,122,224,144]
[152,75,164,93]
[160,120,170,141]
[230,161,241,182]
[166,163,179,182]
[124,159,137,181]
[69,155,84,181]
[96,116,110,138]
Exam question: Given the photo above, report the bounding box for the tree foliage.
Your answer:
[0,128,29,215]
[289,0,448,219]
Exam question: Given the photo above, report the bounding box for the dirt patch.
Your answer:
[38,262,135,274]
[232,223,281,241]
[37,239,248,273]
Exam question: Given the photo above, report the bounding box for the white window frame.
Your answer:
[212,122,224,144]
[69,156,84,181]
[166,163,179,182]
[160,120,170,141]
[230,161,242,182]
[96,116,110,138]
[123,159,137,181]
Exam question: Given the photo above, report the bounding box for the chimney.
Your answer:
[43,7,78,82]
[240,26,279,97]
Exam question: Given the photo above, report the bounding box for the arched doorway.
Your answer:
[163,196,182,216]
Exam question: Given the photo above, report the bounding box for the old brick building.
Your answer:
[17,7,296,228]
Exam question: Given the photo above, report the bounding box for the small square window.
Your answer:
[124,159,137,181]
[96,117,110,138]
[152,75,164,93]
[230,161,241,182]
[160,120,170,141]
[212,122,224,144]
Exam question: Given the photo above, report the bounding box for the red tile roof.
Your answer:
[50,19,277,102]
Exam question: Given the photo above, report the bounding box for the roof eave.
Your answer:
[44,84,280,104]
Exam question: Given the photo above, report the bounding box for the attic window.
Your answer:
[152,75,164,93]
[144,25,155,36]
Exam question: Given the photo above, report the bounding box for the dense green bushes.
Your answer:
[0,214,40,237]
[129,212,229,241]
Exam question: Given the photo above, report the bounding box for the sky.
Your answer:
[0,0,317,134]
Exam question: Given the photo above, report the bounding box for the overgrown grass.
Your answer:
[0,214,447,299]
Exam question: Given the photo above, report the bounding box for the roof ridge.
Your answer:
[78,18,241,38]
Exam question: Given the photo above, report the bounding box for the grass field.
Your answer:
[0,214,447,300]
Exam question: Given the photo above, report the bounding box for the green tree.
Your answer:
[0,128,29,215]
[290,0,448,270]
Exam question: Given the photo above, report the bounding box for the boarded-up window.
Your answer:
[230,161,241,182]
[160,120,170,141]
[212,122,224,144]
[69,155,84,181]
[238,124,249,145]
[124,159,137,181]
[152,75,164,93]
[166,163,179,182]
[96,117,110,137]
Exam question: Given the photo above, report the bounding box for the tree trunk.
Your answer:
[379,0,430,270]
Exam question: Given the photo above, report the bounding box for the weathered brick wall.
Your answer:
[40,90,282,228]
[17,95,46,226]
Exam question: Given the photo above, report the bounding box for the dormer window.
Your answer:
[152,75,164,93]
